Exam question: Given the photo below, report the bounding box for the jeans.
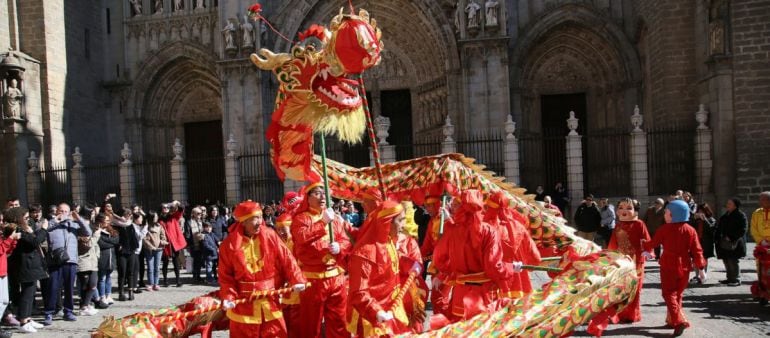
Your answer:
[98,270,113,298]
[205,259,215,282]
[145,250,162,286]
[45,263,77,315]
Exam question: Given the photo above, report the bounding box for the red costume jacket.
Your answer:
[644,222,706,271]
[433,216,514,319]
[290,209,351,274]
[218,224,305,325]
[607,219,650,324]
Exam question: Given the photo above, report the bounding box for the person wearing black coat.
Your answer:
[96,214,119,307]
[715,198,748,286]
[573,195,602,241]
[9,221,48,330]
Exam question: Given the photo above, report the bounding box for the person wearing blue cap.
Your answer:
[642,199,706,336]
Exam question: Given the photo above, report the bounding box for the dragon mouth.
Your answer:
[311,65,362,110]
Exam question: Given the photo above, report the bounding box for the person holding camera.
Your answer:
[43,203,90,325]
[0,208,22,336]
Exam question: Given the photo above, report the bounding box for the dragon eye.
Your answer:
[301,37,324,50]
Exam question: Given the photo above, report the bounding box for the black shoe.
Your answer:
[727,280,741,287]
[672,324,686,337]
[118,293,127,302]
[133,288,143,294]
[719,279,730,284]
[128,290,135,301]
[689,277,701,284]
[95,300,110,309]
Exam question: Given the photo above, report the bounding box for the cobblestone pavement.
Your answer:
[15,243,770,337]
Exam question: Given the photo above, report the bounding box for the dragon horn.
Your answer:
[250,49,291,70]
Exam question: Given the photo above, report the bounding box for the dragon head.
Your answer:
[251,8,382,144]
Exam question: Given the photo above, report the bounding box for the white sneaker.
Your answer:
[20,322,38,333]
[80,307,99,316]
[106,296,115,304]
[28,320,45,329]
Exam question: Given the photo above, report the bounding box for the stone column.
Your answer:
[119,143,136,208]
[170,138,188,203]
[629,105,649,198]
[441,116,457,154]
[70,147,87,205]
[565,111,584,212]
[25,151,41,206]
[373,115,396,164]
[503,114,520,185]
[694,104,713,197]
[224,133,242,206]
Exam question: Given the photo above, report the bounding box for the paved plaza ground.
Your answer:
[13,243,770,337]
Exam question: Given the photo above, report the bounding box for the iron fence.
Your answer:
[134,158,172,209]
[393,135,442,161]
[186,156,226,206]
[40,163,71,207]
[457,132,504,175]
[519,130,567,192]
[647,125,695,195]
[83,163,121,207]
[584,129,631,197]
[239,150,284,204]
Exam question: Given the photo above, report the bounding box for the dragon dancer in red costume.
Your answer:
[417,186,453,322]
[347,200,414,337]
[218,200,307,338]
[291,182,352,338]
[643,199,706,337]
[396,201,428,333]
[274,191,302,338]
[484,191,541,301]
[432,189,523,322]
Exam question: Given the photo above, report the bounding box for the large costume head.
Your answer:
[616,197,636,222]
[665,199,690,223]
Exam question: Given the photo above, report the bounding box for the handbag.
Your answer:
[719,236,738,251]
[47,230,70,267]
[77,236,92,255]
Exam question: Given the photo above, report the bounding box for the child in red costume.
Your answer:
[347,200,412,337]
[396,205,428,333]
[608,198,650,323]
[218,200,307,338]
[643,199,706,337]
[290,182,352,338]
[484,191,541,301]
[274,191,302,338]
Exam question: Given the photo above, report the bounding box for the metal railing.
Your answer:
[584,128,631,196]
[239,150,284,204]
[457,132,504,175]
[647,125,695,195]
[134,158,172,209]
[83,163,121,207]
[40,163,71,207]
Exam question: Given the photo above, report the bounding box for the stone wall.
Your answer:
[0,0,10,52]
[732,0,770,207]
[634,0,698,127]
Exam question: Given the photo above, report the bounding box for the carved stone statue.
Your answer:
[129,0,142,16]
[196,0,205,9]
[485,0,499,27]
[223,19,238,51]
[4,79,23,119]
[709,20,725,55]
[241,15,255,49]
[465,0,482,28]
[453,1,461,32]
[154,0,163,14]
[174,0,183,11]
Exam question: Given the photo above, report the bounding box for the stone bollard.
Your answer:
[503,114,521,185]
[119,143,136,208]
[566,111,584,212]
[71,147,87,206]
[170,139,188,203]
[224,134,242,206]
[629,105,649,199]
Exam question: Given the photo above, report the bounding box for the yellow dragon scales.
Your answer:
[95,8,640,338]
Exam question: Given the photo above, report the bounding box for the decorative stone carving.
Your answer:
[485,0,499,27]
[154,0,163,14]
[504,114,516,140]
[27,151,39,172]
[223,18,238,54]
[465,0,481,29]
[443,116,455,142]
[709,21,725,55]
[453,1,461,33]
[174,0,183,11]
[129,0,142,16]
[196,0,205,10]
[373,115,391,145]
[567,111,579,136]
[696,104,709,130]
[226,133,237,157]
[173,138,184,160]
[4,78,23,119]
[121,143,132,164]
[631,105,643,132]
[241,15,255,51]
[72,147,83,168]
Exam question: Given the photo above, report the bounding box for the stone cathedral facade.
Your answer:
[0,0,768,209]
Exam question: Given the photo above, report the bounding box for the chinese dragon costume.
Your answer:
[94,7,640,338]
